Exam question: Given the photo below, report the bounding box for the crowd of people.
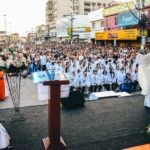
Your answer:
[23,41,147,94]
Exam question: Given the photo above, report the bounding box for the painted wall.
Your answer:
[104,15,118,31]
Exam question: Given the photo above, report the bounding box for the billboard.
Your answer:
[95,29,138,40]
[104,1,135,16]
[118,10,139,26]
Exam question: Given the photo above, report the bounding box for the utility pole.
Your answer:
[70,13,73,44]
[137,0,148,53]
[126,0,148,53]
[9,22,11,44]
[47,24,50,43]
[70,0,74,44]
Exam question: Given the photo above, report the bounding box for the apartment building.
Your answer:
[46,0,114,31]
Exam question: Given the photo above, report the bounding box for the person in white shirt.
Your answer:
[102,70,111,91]
[46,59,51,70]
[80,71,91,94]
[40,53,47,71]
[132,69,138,91]
[69,71,80,92]
[91,70,102,92]
[116,68,126,88]
[109,68,117,91]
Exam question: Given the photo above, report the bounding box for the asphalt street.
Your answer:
[0,95,150,150]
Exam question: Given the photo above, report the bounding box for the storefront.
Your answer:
[95,29,139,47]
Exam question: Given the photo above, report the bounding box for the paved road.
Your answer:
[0,95,150,150]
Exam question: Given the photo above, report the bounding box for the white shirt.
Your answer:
[40,55,47,65]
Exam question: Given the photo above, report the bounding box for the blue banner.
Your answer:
[32,71,49,83]
[118,10,139,26]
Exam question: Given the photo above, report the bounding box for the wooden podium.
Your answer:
[42,80,69,150]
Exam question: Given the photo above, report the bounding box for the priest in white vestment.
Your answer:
[136,52,150,108]
[0,123,10,149]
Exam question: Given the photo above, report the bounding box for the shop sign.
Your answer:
[118,10,139,26]
[68,27,91,35]
[95,29,138,40]
[95,32,107,40]
[137,29,148,36]
[104,2,135,16]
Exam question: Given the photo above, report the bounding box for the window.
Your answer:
[84,2,90,6]
[101,20,104,27]
[106,19,109,27]
[115,17,118,25]
[84,8,91,12]
[92,23,95,29]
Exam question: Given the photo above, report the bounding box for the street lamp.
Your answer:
[3,15,7,35]
[9,22,11,35]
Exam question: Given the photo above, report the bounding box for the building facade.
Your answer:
[56,15,90,42]
[88,8,104,42]
[95,0,150,47]
[46,0,114,31]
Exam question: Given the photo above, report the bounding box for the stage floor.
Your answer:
[0,95,150,150]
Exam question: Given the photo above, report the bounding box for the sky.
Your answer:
[0,0,46,36]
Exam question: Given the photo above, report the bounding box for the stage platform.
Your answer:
[0,95,150,150]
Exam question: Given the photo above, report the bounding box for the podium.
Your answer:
[42,80,69,150]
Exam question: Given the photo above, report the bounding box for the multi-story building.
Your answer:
[46,0,115,31]
[56,15,91,42]
[95,0,150,47]
[35,24,46,41]
[88,8,104,43]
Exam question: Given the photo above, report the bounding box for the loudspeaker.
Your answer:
[61,91,85,108]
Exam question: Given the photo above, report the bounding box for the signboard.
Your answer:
[104,1,135,16]
[32,71,49,83]
[95,32,107,40]
[95,29,138,40]
[79,33,90,39]
[120,29,138,40]
[137,29,148,36]
[68,27,91,35]
[118,10,139,26]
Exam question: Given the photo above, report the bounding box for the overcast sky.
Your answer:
[0,0,127,36]
[0,0,46,36]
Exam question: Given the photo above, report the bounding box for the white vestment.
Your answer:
[0,123,10,149]
[136,53,150,108]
